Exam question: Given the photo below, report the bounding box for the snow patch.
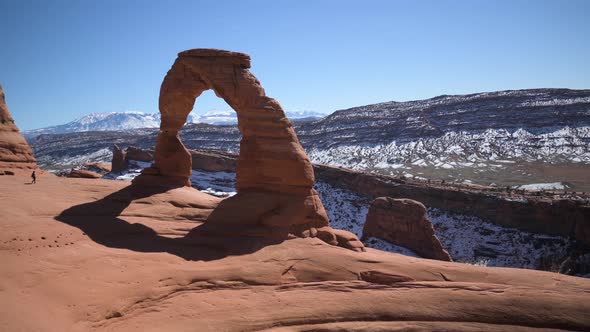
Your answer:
[307,126,590,171]
[517,182,567,191]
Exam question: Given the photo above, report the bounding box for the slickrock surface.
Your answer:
[135,49,362,250]
[363,197,452,261]
[0,85,37,171]
[1,175,589,331]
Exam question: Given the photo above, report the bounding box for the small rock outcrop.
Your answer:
[67,169,102,179]
[106,146,153,175]
[82,162,111,174]
[0,85,37,171]
[125,146,153,162]
[190,150,236,173]
[111,144,128,173]
[133,49,363,251]
[363,197,451,261]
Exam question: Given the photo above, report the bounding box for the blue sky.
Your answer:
[1,0,589,130]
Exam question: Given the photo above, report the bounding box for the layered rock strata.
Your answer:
[134,49,363,251]
[315,164,590,246]
[363,197,452,261]
[0,85,37,171]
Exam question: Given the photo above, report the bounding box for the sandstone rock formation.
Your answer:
[106,146,152,175]
[111,144,128,173]
[83,162,112,174]
[0,85,37,171]
[134,49,362,251]
[191,149,236,172]
[363,197,452,261]
[67,169,102,179]
[125,146,153,162]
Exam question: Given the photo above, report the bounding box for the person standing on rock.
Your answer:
[31,170,36,184]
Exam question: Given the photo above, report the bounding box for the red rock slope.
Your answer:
[0,85,37,171]
[1,175,589,331]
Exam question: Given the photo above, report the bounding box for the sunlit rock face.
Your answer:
[0,85,37,171]
[363,197,452,261]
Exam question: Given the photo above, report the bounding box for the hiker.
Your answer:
[31,170,36,184]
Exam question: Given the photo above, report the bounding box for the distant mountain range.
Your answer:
[28,88,590,190]
[23,109,326,139]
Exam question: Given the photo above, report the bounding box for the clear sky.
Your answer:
[1,0,589,130]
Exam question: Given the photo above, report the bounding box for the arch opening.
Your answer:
[189,90,235,126]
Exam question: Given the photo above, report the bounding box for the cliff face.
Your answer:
[299,89,590,147]
[0,85,37,171]
[314,164,590,245]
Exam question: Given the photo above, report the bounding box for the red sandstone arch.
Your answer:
[136,49,363,251]
[154,49,313,192]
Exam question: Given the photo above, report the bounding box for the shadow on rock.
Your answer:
[54,182,283,261]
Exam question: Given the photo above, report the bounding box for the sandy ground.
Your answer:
[1,174,589,331]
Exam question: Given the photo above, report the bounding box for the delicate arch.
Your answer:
[154,49,314,194]
[135,49,364,251]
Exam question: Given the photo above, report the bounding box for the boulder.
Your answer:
[363,197,452,261]
[111,144,128,173]
[125,146,153,162]
[0,85,37,171]
[133,49,363,251]
[190,150,237,172]
[82,162,111,174]
[67,169,102,179]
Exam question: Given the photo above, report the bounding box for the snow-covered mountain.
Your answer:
[306,126,590,169]
[192,110,236,125]
[191,109,326,125]
[23,111,162,139]
[23,109,326,139]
